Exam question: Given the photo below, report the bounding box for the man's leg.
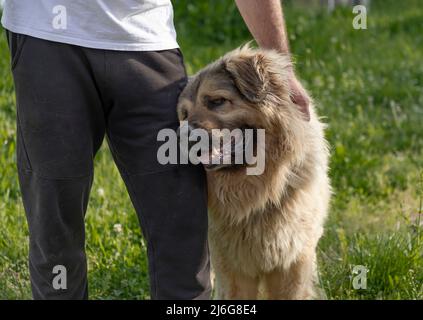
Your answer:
[101,49,211,299]
[9,32,105,299]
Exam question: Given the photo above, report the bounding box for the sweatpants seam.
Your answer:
[16,112,33,171]
[10,33,28,70]
[125,166,186,178]
[17,168,93,181]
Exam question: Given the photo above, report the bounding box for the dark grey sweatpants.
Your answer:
[6,31,211,300]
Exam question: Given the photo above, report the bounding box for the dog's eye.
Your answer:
[207,98,226,109]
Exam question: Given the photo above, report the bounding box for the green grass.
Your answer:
[0,0,422,299]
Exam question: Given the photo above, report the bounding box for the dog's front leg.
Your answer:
[263,251,317,300]
[213,266,259,299]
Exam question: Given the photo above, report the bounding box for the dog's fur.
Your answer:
[177,46,331,299]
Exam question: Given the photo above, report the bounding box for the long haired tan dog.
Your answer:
[177,46,331,299]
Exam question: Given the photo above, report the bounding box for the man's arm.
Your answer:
[235,0,310,119]
[234,0,290,53]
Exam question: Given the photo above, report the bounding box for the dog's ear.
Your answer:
[289,77,311,121]
[224,48,311,121]
[224,52,268,103]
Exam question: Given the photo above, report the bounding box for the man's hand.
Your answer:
[235,0,310,120]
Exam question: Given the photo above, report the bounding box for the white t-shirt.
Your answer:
[1,0,179,51]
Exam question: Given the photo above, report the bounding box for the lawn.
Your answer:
[0,0,422,299]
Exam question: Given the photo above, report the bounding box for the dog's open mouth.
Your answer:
[177,121,259,171]
[195,128,255,171]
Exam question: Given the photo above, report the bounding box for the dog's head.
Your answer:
[177,46,311,172]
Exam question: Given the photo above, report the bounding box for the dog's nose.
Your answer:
[176,122,197,139]
[177,122,199,149]
[177,122,202,152]
[187,123,197,135]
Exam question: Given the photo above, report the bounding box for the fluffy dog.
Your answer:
[177,46,331,299]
